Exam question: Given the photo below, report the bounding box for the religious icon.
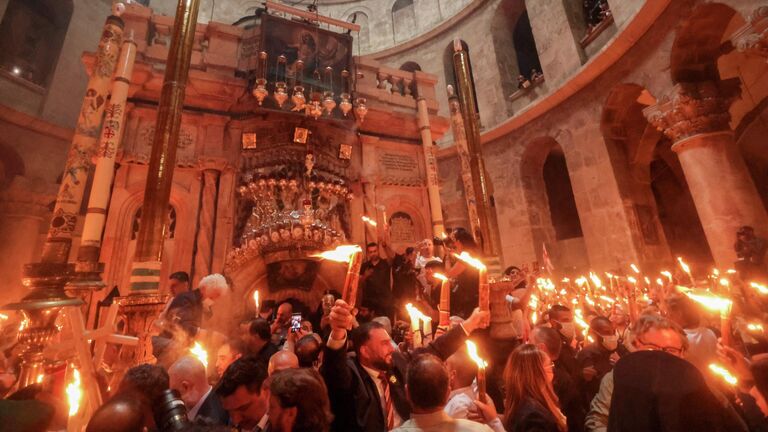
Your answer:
[242,132,257,149]
[293,127,309,144]
[339,143,352,160]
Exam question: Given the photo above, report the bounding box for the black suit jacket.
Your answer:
[165,289,204,338]
[321,324,468,432]
[195,390,229,426]
[505,397,562,432]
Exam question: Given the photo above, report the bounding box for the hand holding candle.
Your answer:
[433,272,451,330]
[466,340,488,401]
[314,245,364,306]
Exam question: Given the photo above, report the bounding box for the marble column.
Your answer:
[644,80,768,267]
[192,166,220,285]
[416,95,446,239]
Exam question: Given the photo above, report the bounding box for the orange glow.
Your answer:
[313,245,363,263]
[589,272,602,289]
[252,290,259,311]
[432,272,448,282]
[750,282,768,295]
[190,342,208,368]
[683,291,732,316]
[465,340,488,369]
[630,264,640,274]
[361,215,378,227]
[405,303,431,324]
[708,363,738,385]
[453,252,486,271]
[66,368,82,417]
[661,271,673,282]
[677,257,692,276]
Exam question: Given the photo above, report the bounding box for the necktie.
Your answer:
[378,371,395,430]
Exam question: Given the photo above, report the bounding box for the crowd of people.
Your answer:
[1,226,768,432]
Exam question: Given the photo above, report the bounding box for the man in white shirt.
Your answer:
[168,356,228,425]
[444,350,478,419]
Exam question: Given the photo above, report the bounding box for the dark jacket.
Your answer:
[576,342,628,403]
[608,350,746,432]
[321,324,468,432]
[165,289,204,338]
[195,390,229,426]
[504,397,562,432]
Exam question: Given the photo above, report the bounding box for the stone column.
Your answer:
[416,94,446,239]
[41,14,124,263]
[730,6,768,59]
[644,80,768,267]
[73,36,137,291]
[192,165,220,284]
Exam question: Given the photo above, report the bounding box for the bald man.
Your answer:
[86,395,147,432]
[444,350,478,419]
[168,356,228,425]
[268,350,299,375]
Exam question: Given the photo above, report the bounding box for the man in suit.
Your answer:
[168,356,228,425]
[216,357,271,432]
[320,298,489,432]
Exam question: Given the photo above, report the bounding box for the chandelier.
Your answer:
[251,51,368,123]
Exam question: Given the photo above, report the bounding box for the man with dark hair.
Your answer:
[547,305,579,378]
[393,354,492,431]
[665,293,718,372]
[295,334,322,368]
[422,260,445,308]
[359,242,393,317]
[246,318,279,366]
[321,298,489,431]
[577,316,627,405]
[169,271,191,296]
[268,368,333,432]
[216,339,243,378]
[445,228,479,319]
[118,364,170,406]
[391,246,419,309]
[216,357,270,431]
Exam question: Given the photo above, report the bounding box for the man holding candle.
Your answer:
[360,242,394,318]
[321,299,489,431]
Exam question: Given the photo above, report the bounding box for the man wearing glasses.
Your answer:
[585,314,688,432]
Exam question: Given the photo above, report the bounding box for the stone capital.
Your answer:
[643,79,740,143]
[730,6,768,58]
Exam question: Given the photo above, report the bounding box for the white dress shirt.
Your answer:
[444,386,476,419]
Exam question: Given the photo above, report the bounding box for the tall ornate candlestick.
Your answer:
[314,245,364,307]
[434,272,450,330]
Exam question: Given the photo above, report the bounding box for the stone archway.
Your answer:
[520,137,588,272]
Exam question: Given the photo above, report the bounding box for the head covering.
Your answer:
[608,351,734,432]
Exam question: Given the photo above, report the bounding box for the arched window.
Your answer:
[0,0,73,88]
[347,11,369,55]
[542,148,582,240]
[513,11,543,81]
[392,0,417,43]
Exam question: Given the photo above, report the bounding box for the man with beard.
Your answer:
[320,299,489,432]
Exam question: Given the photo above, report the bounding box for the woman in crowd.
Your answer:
[474,343,567,432]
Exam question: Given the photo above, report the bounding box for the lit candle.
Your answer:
[708,363,738,386]
[361,215,378,228]
[253,290,260,317]
[677,257,695,286]
[314,245,364,307]
[433,272,451,330]
[454,252,488,312]
[190,341,208,368]
[66,367,83,432]
[406,303,425,347]
[466,340,488,401]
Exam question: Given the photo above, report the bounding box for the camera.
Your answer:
[433,235,455,249]
[153,389,192,431]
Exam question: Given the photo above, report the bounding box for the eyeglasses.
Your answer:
[635,336,684,356]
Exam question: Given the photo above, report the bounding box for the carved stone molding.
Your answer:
[643,79,741,143]
[730,6,768,59]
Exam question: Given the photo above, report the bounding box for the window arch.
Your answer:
[392,0,417,43]
[347,11,369,55]
[513,11,543,81]
[0,0,73,88]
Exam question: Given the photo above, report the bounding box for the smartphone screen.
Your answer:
[290,313,302,333]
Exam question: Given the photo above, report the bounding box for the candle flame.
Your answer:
[465,340,487,369]
[589,272,602,289]
[677,257,691,275]
[361,215,378,227]
[712,268,720,277]
[726,269,737,274]
[600,295,616,304]
[252,290,259,311]
[453,252,486,271]
[36,374,44,384]
[630,264,640,274]
[0,313,7,320]
[656,278,664,286]
[708,363,738,385]
[750,282,768,295]
[432,272,448,282]
[575,277,588,287]
[718,278,730,287]
[66,368,82,417]
[684,291,732,315]
[405,303,431,323]
[627,276,637,284]
[747,323,764,332]
[313,244,362,263]
[190,342,208,368]
[661,271,673,282]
